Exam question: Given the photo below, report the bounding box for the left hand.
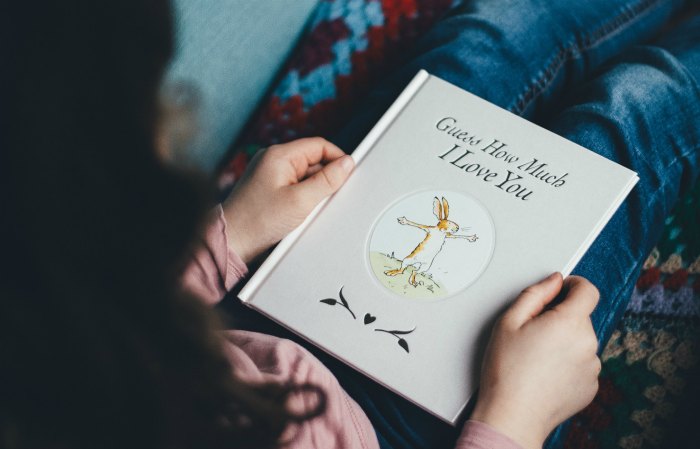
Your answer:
[222,137,354,263]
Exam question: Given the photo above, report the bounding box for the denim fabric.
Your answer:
[327,1,700,448]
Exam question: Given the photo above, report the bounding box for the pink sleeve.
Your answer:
[181,205,248,305]
[455,420,524,449]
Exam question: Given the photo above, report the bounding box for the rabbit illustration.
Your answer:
[384,196,478,287]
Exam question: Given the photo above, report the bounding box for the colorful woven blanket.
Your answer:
[219,1,700,447]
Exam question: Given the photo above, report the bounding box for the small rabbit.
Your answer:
[385,196,478,287]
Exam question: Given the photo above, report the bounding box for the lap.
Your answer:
[331,6,700,449]
[554,28,700,343]
[228,5,700,449]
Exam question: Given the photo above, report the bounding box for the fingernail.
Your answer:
[543,272,559,282]
[340,155,354,172]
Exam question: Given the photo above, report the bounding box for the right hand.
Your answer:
[470,273,601,449]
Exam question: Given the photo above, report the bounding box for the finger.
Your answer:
[305,163,324,178]
[573,317,601,360]
[274,137,346,179]
[593,356,602,376]
[553,276,600,317]
[291,155,354,210]
[502,272,563,328]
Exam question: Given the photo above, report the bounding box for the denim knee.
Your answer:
[432,0,686,118]
[558,45,700,203]
[550,42,700,342]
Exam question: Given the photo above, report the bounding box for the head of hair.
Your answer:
[1,2,322,448]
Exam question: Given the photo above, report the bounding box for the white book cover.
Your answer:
[239,70,639,424]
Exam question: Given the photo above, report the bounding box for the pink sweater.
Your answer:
[182,206,523,449]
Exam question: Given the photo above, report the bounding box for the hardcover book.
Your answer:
[239,70,639,424]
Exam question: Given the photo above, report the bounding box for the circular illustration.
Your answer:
[368,190,495,299]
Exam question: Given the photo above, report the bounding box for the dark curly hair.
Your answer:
[0,1,323,448]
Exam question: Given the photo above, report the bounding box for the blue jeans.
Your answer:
[326,1,700,448]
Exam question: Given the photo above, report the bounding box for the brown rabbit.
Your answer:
[384,196,478,287]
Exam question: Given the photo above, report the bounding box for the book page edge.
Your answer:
[562,174,640,276]
[244,298,464,425]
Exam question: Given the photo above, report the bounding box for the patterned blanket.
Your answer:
[219,2,700,447]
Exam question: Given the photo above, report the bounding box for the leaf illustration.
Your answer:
[338,286,349,308]
[384,328,416,335]
[398,339,409,353]
[320,299,337,305]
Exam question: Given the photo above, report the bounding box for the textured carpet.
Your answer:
[219,1,700,447]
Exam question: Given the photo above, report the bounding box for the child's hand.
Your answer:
[223,138,354,263]
[471,273,601,449]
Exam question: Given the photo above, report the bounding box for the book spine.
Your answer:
[239,69,431,303]
[349,69,431,163]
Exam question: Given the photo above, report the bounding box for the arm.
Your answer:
[456,421,524,449]
[397,216,432,230]
[446,232,478,242]
[180,205,248,306]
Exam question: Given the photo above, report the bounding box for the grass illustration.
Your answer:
[370,251,445,298]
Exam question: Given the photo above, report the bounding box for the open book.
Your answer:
[239,70,638,424]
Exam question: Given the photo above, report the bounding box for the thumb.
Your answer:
[292,155,354,211]
[503,272,563,328]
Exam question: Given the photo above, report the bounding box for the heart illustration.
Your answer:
[364,313,377,325]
